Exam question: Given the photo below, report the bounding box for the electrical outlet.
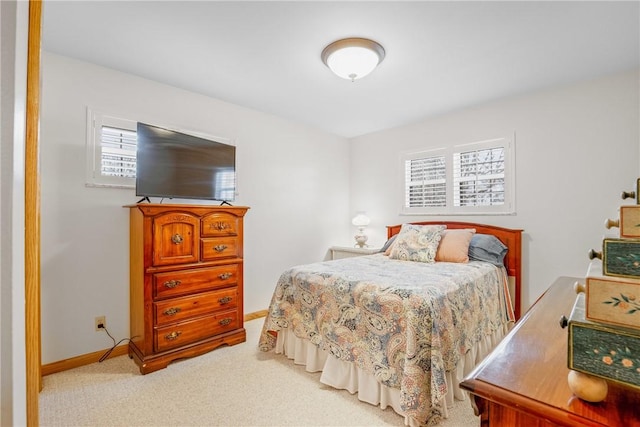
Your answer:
[95,316,106,331]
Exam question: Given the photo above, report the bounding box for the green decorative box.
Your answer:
[603,238,640,279]
[568,293,640,390]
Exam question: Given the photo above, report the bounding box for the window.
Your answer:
[86,109,137,188]
[453,145,505,207]
[401,137,515,215]
[405,150,447,208]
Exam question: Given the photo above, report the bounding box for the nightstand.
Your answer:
[329,246,380,260]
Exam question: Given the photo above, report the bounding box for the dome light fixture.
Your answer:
[321,37,385,82]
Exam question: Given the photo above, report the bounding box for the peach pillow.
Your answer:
[435,229,476,263]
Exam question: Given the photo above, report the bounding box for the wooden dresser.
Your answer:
[461,276,640,426]
[127,203,249,374]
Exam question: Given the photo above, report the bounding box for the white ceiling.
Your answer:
[42,1,640,138]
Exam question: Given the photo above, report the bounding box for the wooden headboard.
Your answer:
[387,221,523,320]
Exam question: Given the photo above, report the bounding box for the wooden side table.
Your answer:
[460,276,640,426]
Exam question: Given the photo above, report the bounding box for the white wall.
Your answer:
[40,52,351,364]
[349,69,640,312]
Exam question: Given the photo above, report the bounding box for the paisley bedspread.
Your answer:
[258,254,511,426]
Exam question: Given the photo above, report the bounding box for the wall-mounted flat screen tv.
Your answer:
[136,122,236,202]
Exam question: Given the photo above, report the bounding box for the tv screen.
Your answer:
[136,122,236,202]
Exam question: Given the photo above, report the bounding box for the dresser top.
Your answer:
[124,203,250,209]
[125,203,250,217]
[461,276,640,426]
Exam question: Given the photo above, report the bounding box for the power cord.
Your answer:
[97,323,132,363]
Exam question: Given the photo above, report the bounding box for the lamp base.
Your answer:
[354,234,368,248]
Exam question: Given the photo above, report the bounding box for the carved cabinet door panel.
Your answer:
[152,212,200,266]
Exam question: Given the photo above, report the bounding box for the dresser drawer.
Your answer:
[154,287,238,326]
[201,212,240,237]
[154,309,240,352]
[153,265,239,300]
[201,237,240,260]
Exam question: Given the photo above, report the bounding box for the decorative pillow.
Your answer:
[435,228,476,263]
[468,234,508,266]
[389,224,446,263]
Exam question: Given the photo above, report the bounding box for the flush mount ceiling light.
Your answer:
[321,38,385,82]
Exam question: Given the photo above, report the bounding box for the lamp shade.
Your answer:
[321,38,385,81]
[352,213,370,227]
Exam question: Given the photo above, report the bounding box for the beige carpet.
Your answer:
[39,318,478,426]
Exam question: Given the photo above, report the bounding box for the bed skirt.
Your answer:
[274,324,509,427]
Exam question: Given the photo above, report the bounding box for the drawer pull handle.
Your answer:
[218,272,232,280]
[559,315,568,329]
[218,296,233,305]
[622,190,636,200]
[214,245,228,252]
[164,280,182,289]
[171,233,184,244]
[165,331,182,341]
[163,307,181,316]
[219,318,233,326]
[605,218,619,229]
[588,249,602,260]
[213,222,230,231]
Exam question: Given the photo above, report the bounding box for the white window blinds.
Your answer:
[405,153,446,208]
[100,126,137,178]
[453,146,505,207]
[401,137,514,215]
[86,109,137,188]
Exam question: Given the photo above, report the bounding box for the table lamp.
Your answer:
[352,213,370,248]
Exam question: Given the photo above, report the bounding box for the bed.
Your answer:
[258,221,522,426]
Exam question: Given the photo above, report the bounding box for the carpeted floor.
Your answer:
[39,318,478,426]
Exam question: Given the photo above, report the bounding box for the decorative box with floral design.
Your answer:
[568,293,640,390]
[602,238,640,279]
[586,260,640,330]
[618,205,640,238]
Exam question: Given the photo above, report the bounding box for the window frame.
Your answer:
[400,136,515,216]
[85,108,137,189]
